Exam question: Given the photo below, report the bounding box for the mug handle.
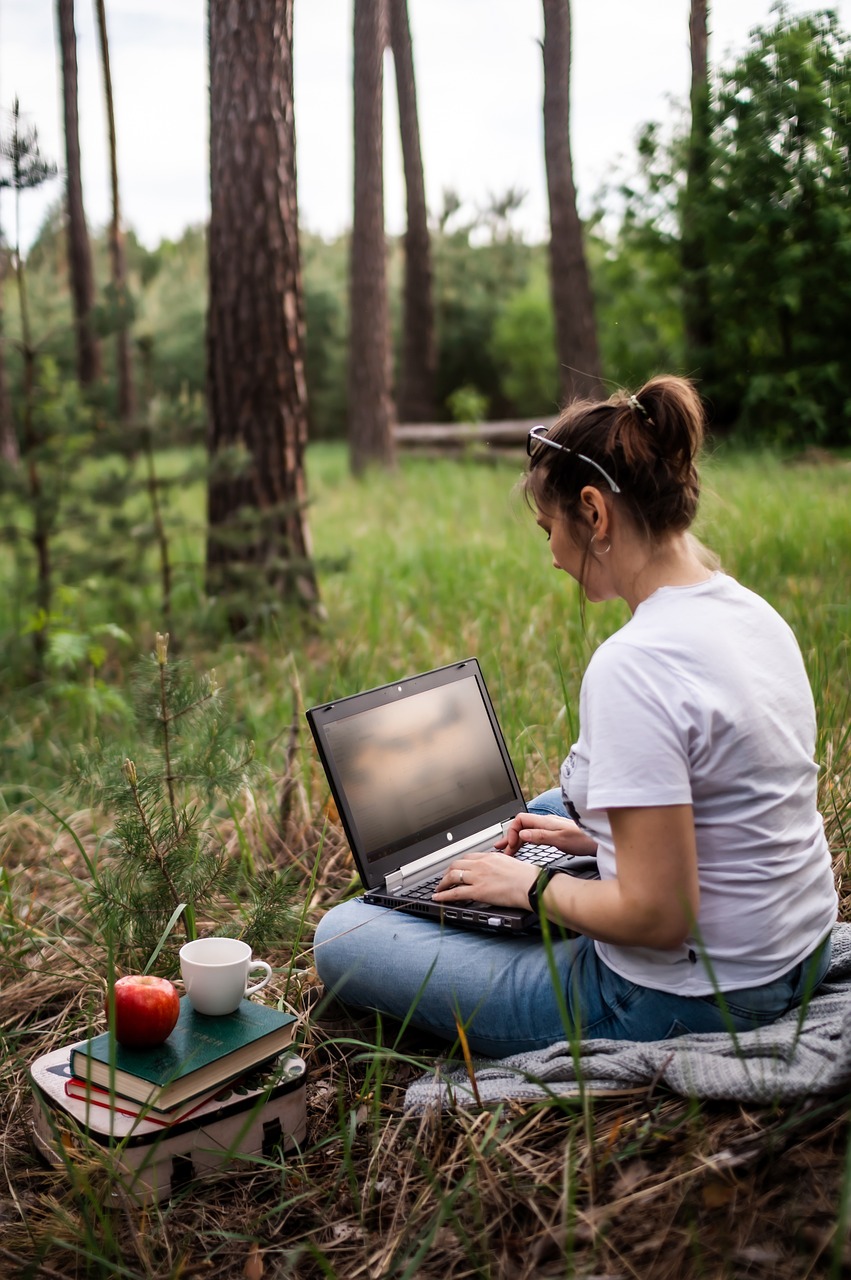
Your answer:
[245,960,272,996]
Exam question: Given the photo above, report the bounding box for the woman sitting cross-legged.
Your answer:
[313,376,837,1057]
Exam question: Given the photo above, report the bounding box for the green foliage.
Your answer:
[490,274,559,415]
[302,231,349,438]
[706,8,851,441]
[615,8,851,443]
[0,365,212,681]
[1,203,77,384]
[587,219,686,389]
[8,8,851,454]
[446,383,489,424]
[5,180,642,441]
[0,357,94,662]
[0,98,58,200]
[135,224,207,401]
[432,193,536,421]
[72,634,295,971]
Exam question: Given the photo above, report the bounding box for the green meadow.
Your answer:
[2,443,851,1277]
[307,445,851,787]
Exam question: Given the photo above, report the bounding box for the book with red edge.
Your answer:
[63,1074,234,1126]
[69,996,297,1110]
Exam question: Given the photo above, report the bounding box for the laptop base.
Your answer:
[365,851,601,934]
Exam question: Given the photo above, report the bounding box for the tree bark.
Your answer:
[0,244,17,466]
[206,0,320,627]
[14,210,48,664]
[387,0,436,424]
[541,0,602,404]
[683,0,714,377]
[348,0,396,472]
[57,0,101,387]
[94,0,135,421]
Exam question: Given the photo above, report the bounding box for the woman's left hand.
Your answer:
[432,849,538,910]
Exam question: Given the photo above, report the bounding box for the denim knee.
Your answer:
[313,899,369,990]
[527,787,568,817]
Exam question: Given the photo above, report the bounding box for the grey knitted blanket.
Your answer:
[404,923,851,1113]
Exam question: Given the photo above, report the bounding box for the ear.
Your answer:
[578,486,610,537]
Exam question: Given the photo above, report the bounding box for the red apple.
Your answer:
[106,975,180,1049]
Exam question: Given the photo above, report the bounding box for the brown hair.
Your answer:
[526,375,706,540]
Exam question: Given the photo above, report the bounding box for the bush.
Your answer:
[490,278,560,416]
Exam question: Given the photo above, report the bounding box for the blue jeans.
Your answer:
[531,786,572,816]
[313,790,832,1056]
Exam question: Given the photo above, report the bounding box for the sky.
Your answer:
[2,0,849,254]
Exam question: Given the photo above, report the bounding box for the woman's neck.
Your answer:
[617,534,715,613]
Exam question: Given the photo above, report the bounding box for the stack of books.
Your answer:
[30,997,306,1204]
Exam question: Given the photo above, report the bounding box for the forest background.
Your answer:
[4,0,851,455]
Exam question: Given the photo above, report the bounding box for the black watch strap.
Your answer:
[527,866,563,915]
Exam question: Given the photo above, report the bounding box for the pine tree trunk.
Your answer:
[57,0,101,388]
[541,0,602,404]
[348,0,396,473]
[683,0,714,379]
[16,244,48,665]
[0,245,18,467]
[387,0,435,424]
[94,0,134,422]
[206,0,320,628]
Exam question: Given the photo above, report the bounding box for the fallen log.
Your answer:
[394,417,557,454]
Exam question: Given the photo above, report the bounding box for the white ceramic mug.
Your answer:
[179,937,272,1016]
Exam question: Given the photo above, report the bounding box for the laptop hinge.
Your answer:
[385,822,503,893]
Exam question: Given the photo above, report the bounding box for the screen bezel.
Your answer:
[306,658,528,890]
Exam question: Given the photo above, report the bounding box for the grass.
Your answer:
[1,441,851,1277]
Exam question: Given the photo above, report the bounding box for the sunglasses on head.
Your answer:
[527,425,621,494]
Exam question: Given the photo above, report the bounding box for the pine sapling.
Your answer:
[76,632,296,972]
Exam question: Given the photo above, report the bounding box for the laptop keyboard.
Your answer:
[402,843,567,903]
[516,843,570,865]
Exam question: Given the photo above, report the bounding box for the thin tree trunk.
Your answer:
[683,0,714,376]
[138,336,173,637]
[541,0,602,404]
[206,0,320,627]
[94,0,134,421]
[13,182,48,665]
[57,0,100,386]
[387,0,435,424]
[0,244,18,466]
[348,0,396,473]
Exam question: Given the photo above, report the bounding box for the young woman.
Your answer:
[313,376,837,1056]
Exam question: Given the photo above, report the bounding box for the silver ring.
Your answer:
[457,869,465,885]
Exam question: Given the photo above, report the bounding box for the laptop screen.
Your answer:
[319,673,519,864]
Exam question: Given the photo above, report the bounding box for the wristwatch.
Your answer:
[527,866,567,916]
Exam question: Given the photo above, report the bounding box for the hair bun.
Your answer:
[633,376,706,474]
[525,373,705,539]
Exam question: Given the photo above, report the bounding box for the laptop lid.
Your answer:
[306,658,527,892]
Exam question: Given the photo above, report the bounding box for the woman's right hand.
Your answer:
[495,812,598,859]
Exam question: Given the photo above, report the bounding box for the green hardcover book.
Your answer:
[70,998,298,1111]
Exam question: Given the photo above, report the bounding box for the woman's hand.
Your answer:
[432,849,538,911]
[433,806,699,951]
[495,812,598,859]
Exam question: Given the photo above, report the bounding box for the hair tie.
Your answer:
[627,394,654,425]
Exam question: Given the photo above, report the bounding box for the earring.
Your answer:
[590,533,611,556]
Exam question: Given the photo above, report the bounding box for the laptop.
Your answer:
[306,658,599,933]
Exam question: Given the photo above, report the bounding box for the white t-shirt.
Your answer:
[560,573,837,995]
